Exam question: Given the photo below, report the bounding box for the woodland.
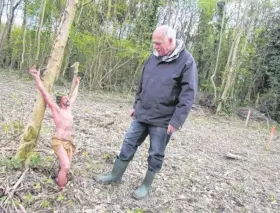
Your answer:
[0,0,280,212]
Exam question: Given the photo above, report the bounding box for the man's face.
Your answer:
[61,96,70,107]
[152,30,172,56]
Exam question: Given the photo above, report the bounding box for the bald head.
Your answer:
[152,25,177,56]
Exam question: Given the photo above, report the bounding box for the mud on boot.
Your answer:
[94,157,129,184]
[133,169,156,200]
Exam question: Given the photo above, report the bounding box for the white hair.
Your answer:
[161,25,176,44]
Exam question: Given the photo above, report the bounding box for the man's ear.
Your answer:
[168,38,172,44]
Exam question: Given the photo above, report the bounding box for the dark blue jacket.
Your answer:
[133,42,197,129]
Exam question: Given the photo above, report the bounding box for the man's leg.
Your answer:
[133,125,171,199]
[94,119,148,183]
[147,126,171,172]
[118,119,149,161]
[56,145,71,189]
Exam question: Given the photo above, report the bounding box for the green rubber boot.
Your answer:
[94,157,129,184]
[133,169,156,199]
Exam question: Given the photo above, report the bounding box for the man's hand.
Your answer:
[29,66,39,78]
[167,124,176,135]
[129,109,135,117]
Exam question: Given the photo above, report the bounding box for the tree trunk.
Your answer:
[211,2,226,105]
[28,28,32,68]
[16,0,79,161]
[0,0,5,34]
[61,45,70,77]
[216,27,244,113]
[62,0,84,77]
[0,0,13,58]
[216,1,247,113]
[35,0,47,64]
[4,0,22,66]
[20,0,28,73]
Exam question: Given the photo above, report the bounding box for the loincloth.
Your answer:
[51,135,76,157]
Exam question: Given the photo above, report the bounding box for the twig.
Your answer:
[1,147,51,154]
[18,204,27,213]
[11,199,20,213]
[244,109,251,127]
[156,196,210,212]
[0,205,7,213]
[101,120,115,128]
[225,152,244,160]
[4,168,29,206]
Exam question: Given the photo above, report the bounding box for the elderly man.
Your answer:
[94,25,197,199]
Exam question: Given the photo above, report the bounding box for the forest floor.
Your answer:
[0,68,280,213]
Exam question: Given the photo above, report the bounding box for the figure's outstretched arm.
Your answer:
[69,76,80,105]
[29,66,59,111]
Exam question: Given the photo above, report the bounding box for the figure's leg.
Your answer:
[66,145,73,181]
[68,145,73,165]
[94,119,148,184]
[133,125,171,199]
[56,145,70,189]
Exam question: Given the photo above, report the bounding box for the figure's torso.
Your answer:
[52,107,73,141]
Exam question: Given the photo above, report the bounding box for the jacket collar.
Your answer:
[153,39,185,62]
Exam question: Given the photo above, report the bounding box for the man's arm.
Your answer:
[29,67,59,111]
[169,55,198,130]
[133,71,143,107]
[132,56,151,111]
[129,67,145,117]
[69,77,80,105]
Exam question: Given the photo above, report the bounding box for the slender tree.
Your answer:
[19,0,28,72]
[35,0,46,64]
[3,0,22,66]
[216,0,247,113]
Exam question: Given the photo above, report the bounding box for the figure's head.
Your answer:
[56,93,70,107]
[152,25,176,56]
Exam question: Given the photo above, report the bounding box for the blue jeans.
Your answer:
[119,119,171,172]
